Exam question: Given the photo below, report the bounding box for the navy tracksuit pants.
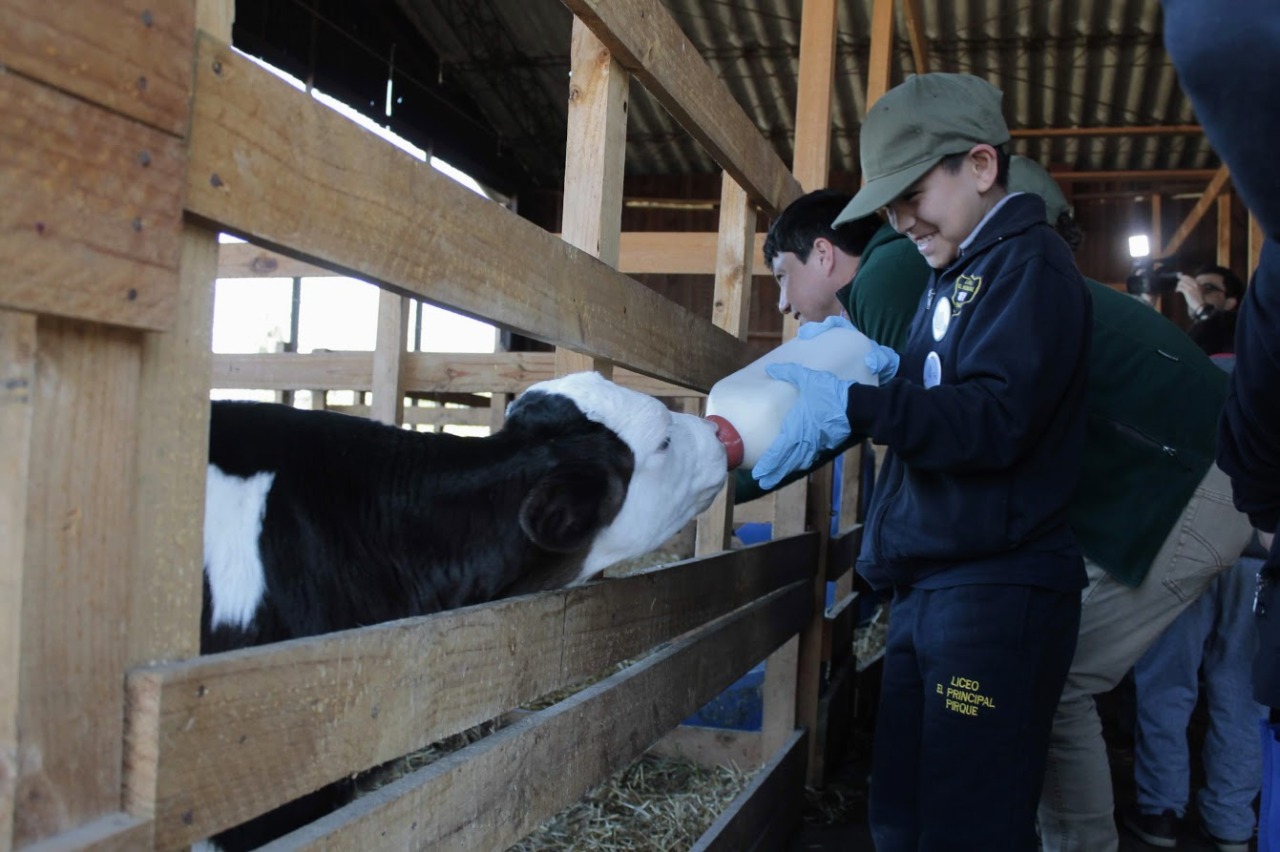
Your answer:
[869,583,1081,851]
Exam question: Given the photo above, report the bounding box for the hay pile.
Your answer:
[509,753,755,851]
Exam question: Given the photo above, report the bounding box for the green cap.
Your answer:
[1009,155,1071,223]
[834,73,1011,225]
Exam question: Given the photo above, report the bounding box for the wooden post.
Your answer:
[1249,212,1264,280]
[0,311,36,852]
[370,290,409,426]
[1217,193,1232,268]
[866,0,896,110]
[556,17,628,379]
[901,0,931,74]
[792,0,838,193]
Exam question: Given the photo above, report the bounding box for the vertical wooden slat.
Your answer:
[792,0,838,193]
[16,319,142,846]
[1151,192,1163,254]
[696,177,755,559]
[901,0,931,74]
[1217,193,1232,268]
[370,291,409,426]
[0,311,36,852]
[556,17,629,379]
[128,229,216,668]
[866,0,896,111]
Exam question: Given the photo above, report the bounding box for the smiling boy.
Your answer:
[752,73,1093,849]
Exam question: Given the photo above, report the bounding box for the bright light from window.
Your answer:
[1128,234,1151,259]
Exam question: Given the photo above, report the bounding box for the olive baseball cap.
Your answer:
[834,73,1012,225]
[1009,155,1071,223]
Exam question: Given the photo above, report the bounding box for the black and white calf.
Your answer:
[203,371,728,653]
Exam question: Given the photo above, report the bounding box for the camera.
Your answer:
[1125,257,1181,296]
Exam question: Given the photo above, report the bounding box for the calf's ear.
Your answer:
[519,461,628,552]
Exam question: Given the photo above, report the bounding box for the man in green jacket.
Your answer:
[746,162,1254,852]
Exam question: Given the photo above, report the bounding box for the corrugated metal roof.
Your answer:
[238,0,1215,194]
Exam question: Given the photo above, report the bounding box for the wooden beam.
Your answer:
[126,536,816,848]
[17,320,141,846]
[369,291,409,425]
[1249,213,1264,280]
[866,0,896,110]
[185,36,747,392]
[1160,164,1231,257]
[0,311,36,852]
[1050,169,1218,183]
[210,351,704,398]
[217,233,775,280]
[0,0,193,137]
[1010,124,1202,138]
[557,18,629,378]
[560,0,803,215]
[267,582,812,851]
[901,0,931,74]
[0,72,184,331]
[792,0,838,192]
[1218,194,1232,268]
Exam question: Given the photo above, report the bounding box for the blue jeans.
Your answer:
[871,582,1080,851]
[1132,556,1268,841]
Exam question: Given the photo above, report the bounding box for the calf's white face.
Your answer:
[521,372,727,579]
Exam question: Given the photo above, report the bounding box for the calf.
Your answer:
[199,371,727,849]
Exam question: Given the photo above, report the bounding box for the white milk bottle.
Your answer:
[706,325,880,470]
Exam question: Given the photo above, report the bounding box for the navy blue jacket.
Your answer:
[848,193,1092,591]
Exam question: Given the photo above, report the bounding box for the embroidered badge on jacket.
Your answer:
[952,274,983,315]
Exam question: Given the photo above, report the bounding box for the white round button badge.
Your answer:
[932,297,952,341]
[924,351,942,388]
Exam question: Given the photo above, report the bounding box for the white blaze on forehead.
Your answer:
[520,371,670,455]
[204,465,273,630]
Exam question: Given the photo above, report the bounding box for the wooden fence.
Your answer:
[1,0,865,848]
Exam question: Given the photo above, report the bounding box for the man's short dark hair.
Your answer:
[1193,263,1246,301]
[938,144,1011,189]
[763,189,882,267]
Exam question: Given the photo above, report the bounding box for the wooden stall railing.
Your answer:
[1,0,849,848]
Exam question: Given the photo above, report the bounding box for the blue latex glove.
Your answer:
[796,315,856,339]
[751,363,855,490]
[865,343,900,383]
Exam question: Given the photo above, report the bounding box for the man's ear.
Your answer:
[811,237,835,273]
[970,144,1000,193]
[1226,296,1240,311]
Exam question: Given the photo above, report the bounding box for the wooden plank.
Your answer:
[0,312,36,852]
[826,525,862,582]
[262,582,812,851]
[697,177,756,557]
[217,233,774,279]
[210,351,705,398]
[329,404,491,429]
[369,291,409,426]
[690,730,806,852]
[185,36,746,393]
[561,0,803,216]
[1218,193,1232,268]
[901,0,931,74]
[793,0,838,192]
[125,535,817,848]
[1010,124,1202,138]
[1053,168,1217,183]
[128,229,216,668]
[1160,165,1231,258]
[0,0,193,137]
[0,72,184,331]
[16,319,141,846]
[647,726,762,770]
[19,813,151,852]
[866,0,896,110]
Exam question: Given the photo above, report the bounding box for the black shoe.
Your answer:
[1198,821,1251,852]
[1122,805,1179,848]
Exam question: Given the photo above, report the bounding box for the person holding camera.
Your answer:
[1176,264,1245,356]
